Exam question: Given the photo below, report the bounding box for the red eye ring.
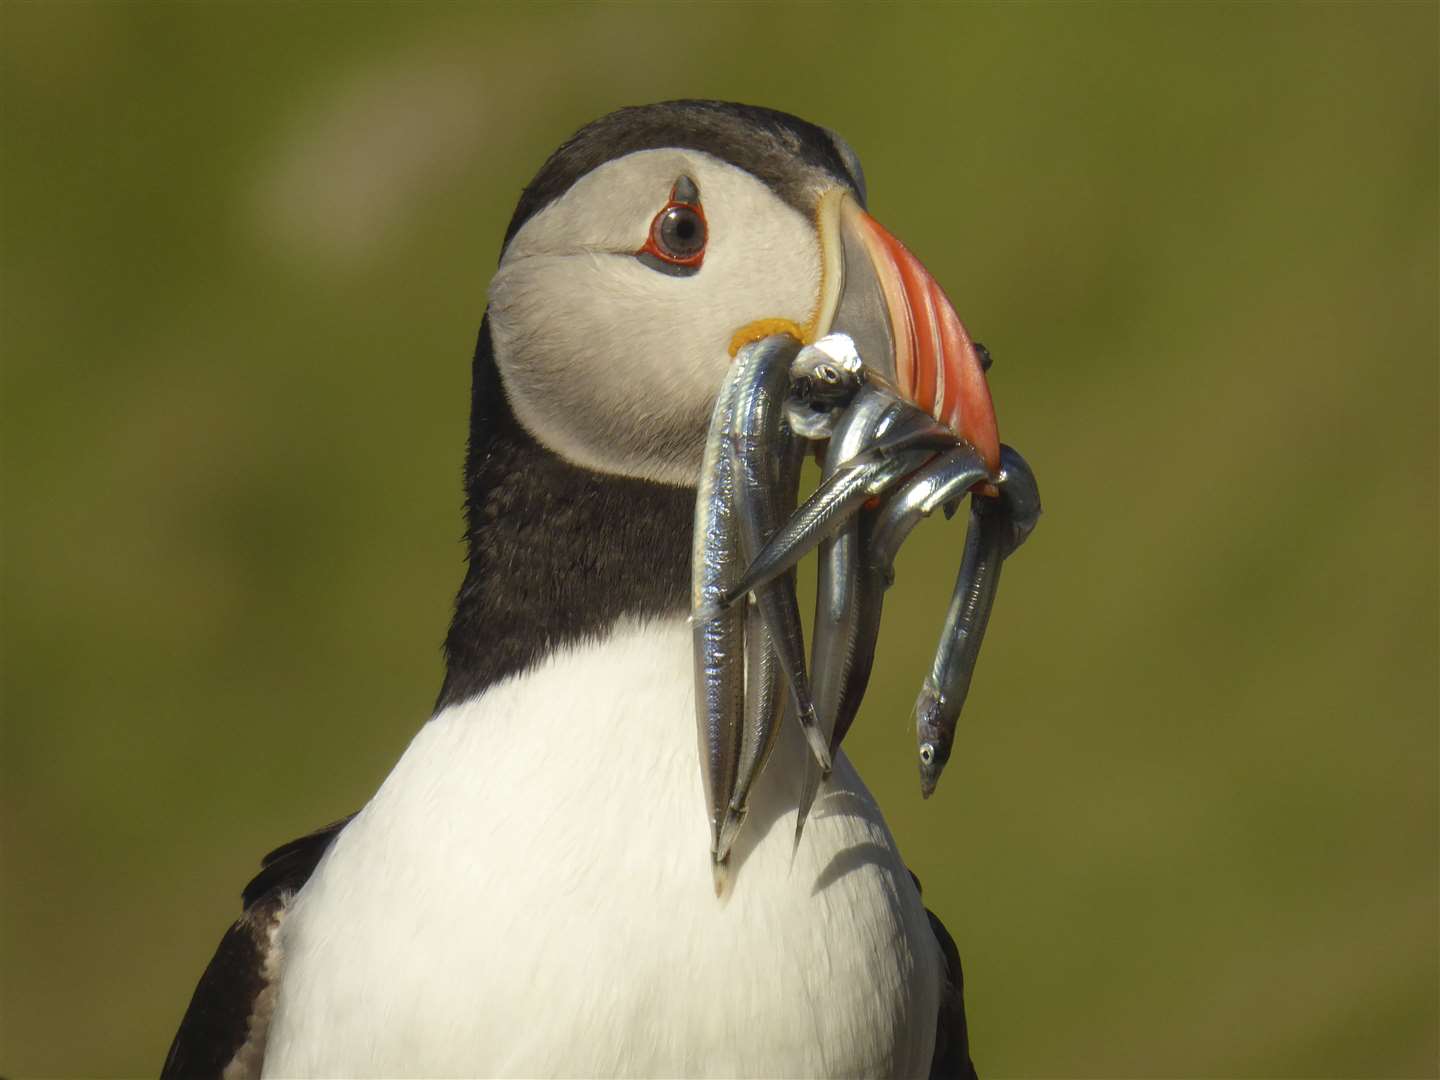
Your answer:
[637,181,707,271]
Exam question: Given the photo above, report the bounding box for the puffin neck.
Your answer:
[435,319,694,712]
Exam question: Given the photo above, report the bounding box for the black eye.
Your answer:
[974,341,993,372]
[656,205,706,260]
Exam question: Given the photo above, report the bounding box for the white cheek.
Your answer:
[489,151,824,486]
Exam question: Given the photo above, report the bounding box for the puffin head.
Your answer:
[487,100,998,487]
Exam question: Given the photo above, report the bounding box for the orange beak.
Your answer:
[814,190,1000,476]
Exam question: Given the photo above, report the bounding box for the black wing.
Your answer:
[914,871,979,1080]
[160,816,354,1080]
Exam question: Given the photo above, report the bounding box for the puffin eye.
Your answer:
[656,206,706,260]
[637,176,707,277]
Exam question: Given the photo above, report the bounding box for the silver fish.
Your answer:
[820,443,993,756]
[722,402,949,606]
[717,594,784,861]
[992,443,1042,559]
[692,347,752,892]
[728,339,829,767]
[783,333,870,441]
[699,334,873,875]
[867,444,994,581]
[791,422,993,842]
[718,338,821,862]
[791,387,912,844]
[915,443,1041,797]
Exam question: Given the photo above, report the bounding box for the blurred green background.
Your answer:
[2,3,1436,1077]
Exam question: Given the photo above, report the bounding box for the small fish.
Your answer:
[817,444,993,754]
[783,333,869,440]
[722,400,948,606]
[993,443,1043,559]
[719,338,827,861]
[792,388,914,845]
[915,497,1006,799]
[692,348,752,890]
[915,444,1041,797]
[729,339,830,772]
[794,434,993,842]
[717,595,784,861]
[699,334,876,873]
[866,444,993,582]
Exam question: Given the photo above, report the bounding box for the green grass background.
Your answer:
[3,3,1436,1076]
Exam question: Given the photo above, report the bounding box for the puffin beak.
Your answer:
[813,189,1001,476]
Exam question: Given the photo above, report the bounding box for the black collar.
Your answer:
[435,320,693,711]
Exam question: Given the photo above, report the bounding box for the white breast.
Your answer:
[262,616,941,1078]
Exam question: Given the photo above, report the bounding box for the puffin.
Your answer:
[163,100,992,1079]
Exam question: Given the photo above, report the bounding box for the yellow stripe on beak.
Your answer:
[727,318,811,357]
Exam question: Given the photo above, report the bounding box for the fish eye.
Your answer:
[974,341,993,372]
[815,363,840,385]
[919,744,935,765]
